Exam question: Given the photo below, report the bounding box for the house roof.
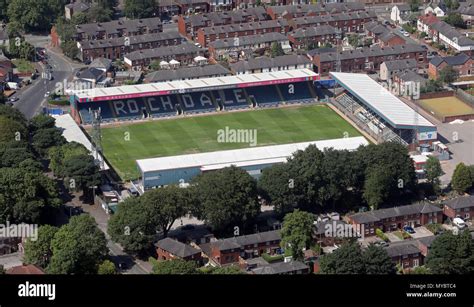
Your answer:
[365,21,390,36]
[77,67,104,81]
[76,17,162,37]
[90,57,112,70]
[319,44,426,63]
[397,70,425,82]
[384,241,420,257]
[393,4,411,11]
[418,13,440,26]
[0,28,8,41]
[201,19,288,36]
[383,58,418,71]
[430,21,474,47]
[145,64,231,82]
[251,260,308,274]
[79,31,184,50]
[230,54,311,72]
[307,47,336,57]
[458,2,474,16]
[155,237,201,258]
[349,202,442,224]
[268,2,365,16]
[416,235,437,248]
[444,195,474,210]
[293,10,377,27]
[6,264,44,275]
[289,25,339,39]
[124,43,202,62]
[430,56,445,67]
[209,32,288,49]
[182,7,267,27]
[65,1,90,12]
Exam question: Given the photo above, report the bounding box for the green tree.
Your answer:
[204,265,244,274]
[362,244,396,274]
[124,0,157,19]
[409,0,420,12]
[23,225,58,269]
[280,210,314,260]
[62,40,79,59]
[98,260,116,274]
[258,163,298,214]
[445,13,465,28]
[425,230,474,274]
[191,166,260,234]
[0,115,28,144]
[149,60,161,71]
[319,241,366,274]
[451,163,472,194]
[19,41,35,61]
[31,127,66,155]
[150,258,198,274]
[62,154,101,193]
[347,34,360,47]
[29,114,56,132]
[47,215,108,274]
[270,42,285,57]
[438,65,459,84]
[425,156,443,194]
[49,141,89,177]
[86,4,113,22]
[363,167,392,210]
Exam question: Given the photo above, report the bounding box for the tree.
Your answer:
[31,127,66,155]
[150,258,198,275]
[468,165,474,187]
[363,167,393,210]
[124,0,157,19]
[149,60,161,71]
[0,115,28,144]
[0,105,27,126]
[347,34,360,47]
[445,13,465,28]
[19,41,35,61]
[47,215,108,274]
[425,156,443,194]
[62,40,79,59]
[319,241,366,274]
[141,185,191,237]
[438,65,459,84]
[451,163,472,194]
[270,42,285,57]
[23,225,58,269]
[98,260,116,274]
[0,264,4,274]
[425,230,474,274]
[86,4,113,22]
[7,0,64,32]
[204,265,244,274]
[49,141,90,177]
[62,154,101,193]
[0,0,8,21]
[258,163,298,214]
[108,197,156,254]
[362,244,396,274]
[409,0,420,12]
[421,78,442,93]
[191,166,260,234]
[29,114,56,132]
[280,210,314,260]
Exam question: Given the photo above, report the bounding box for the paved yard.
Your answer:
[0,252,22,269]
[410,226,434,239]
[385,232,403,242]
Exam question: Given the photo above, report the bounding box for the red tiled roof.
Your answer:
[6,265,45,275]
[418,13,440,25]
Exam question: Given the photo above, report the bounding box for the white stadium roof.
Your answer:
[136,136,368,173]
[72,69,318,102]
[54,114,110,171]
[330,72,435,129]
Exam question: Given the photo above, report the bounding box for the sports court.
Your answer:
[419,96,474,120]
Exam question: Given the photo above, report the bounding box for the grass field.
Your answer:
[419,97,474,118]
[100,105,361,180]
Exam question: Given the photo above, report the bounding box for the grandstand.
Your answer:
[69,69,320,124]
[330,72,437,146]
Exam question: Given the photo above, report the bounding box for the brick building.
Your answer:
[266,3,365,20]
[364,21,406,47]
[428,53,474,79]
[174,0,210,14]
[348,202,443,237]
[443,195,474,221]
[230,54,312,74]
[196,19,289,47]
[155,237,202,262]
[291,11,377,33]
[288,25,340,50]
[77,31,186,62]
[384,241,423,270]
[75,17,163,41]
[312,44,427,76]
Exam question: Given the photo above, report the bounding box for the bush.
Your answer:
[402,231,412,240]
[261,253,284,263]
[48,100,70,106]
[425,223,442,235]
[375,229,389,242]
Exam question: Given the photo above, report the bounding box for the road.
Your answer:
[12,35,78,119]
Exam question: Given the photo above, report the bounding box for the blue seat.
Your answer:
[179,91,216,113]
[278,82,314,103]
[215,88,250,110]
[245,85,281,106]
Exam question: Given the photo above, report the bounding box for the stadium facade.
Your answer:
[135,136,369,191]
[69,69,320,125]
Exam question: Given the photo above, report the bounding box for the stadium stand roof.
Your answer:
[330,72,435,129]
[72,69,319,102]
[136,136,368,173]
[54,114,110,170]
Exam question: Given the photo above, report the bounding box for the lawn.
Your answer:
[100,105,361,180]
[419,97,474,118]
[12,59,35,73]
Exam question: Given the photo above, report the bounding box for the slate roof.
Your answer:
[209,32,288,49]
[458,3,474,16]
[318,44,426,63]
[155,237,201,258]
[416,235,437,248]
[201,19,288,35]
[200,230,281,253]
[182,7,268,27]
[394,4,411,12]
[293,10,377,27]
[268,2,365,16]
[289,25,339,39]
[76,17,162,37]
[124,43,202,61]
[307,47,336,57]
[145,64,231,82]
[79,31,184,49]
[90,57,112,70]
[349,202,442,224]
[252,261,309,274]
[230,55,311,72]
[429,56,445,67]
[397,70,426,82]
[384,241,420,257]
[65,1,90,13]
[444,195,474,210]
[383,58,417,71]
[77,67,104,81]
[431,21,474,47]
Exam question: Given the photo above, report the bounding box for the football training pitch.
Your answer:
[419,96,474,119]
[100,105,361,179]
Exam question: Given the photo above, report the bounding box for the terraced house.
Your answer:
[348,202,443,237]
[443,195,474,221]
[291,10,377,33]
[266,3,365,20]
[288,25,340,50]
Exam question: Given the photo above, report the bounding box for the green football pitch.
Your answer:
[100,105,361,180]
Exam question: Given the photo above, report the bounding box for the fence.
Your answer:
[455,88,474,109]
[419,91,454,100]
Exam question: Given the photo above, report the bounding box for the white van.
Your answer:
[453,218,466,229]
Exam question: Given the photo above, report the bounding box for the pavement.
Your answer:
[0,252,22,270]
[385,232,403,243]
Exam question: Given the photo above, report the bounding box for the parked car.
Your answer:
[44,91,50,98]
[403,226,415,234]
[8,97,19,102]
[375,241,389,247]
[453,218,466,229]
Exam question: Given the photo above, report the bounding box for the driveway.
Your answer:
[385,232,403,242]
[410,226,435,239]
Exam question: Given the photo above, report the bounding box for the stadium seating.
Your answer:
[245,85,281,107]
[179,91,217,114]
[277,82,315,104]
[78,101,115,124]
[215,88,251,110]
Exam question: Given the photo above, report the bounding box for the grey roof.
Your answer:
[268,2,365,16]
[384,241,420,257]
[319,44,426,63]
[252,260,309,274]
[431,21,474,47]
[349,202,442,224]
[202,230,281,252]
[365,21,390,36]
[66,2,90,12]
[444,53,471,66]
[313,220,348,235]
[90,57,112,70]
[124,43,202,61]
[182,7,267,27]
[293,10,377,28]
[230,55,311,72]
[458,2,474,16]
[444,195,474,210]
[209,32,288,49]
[416,235,437,248]
[79,31,184,50]
[307,47,336,57]
[77,67,104,80]
[383,58,418,71]
[245,257,269,266]
[145,64,231,82]
[289,25,339,39]
[394,4,411,11]
[430,56,445,67]
[155,237,201,258]
[201,19,288,35]
[397,70,426,82]
[76,17,162,37]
